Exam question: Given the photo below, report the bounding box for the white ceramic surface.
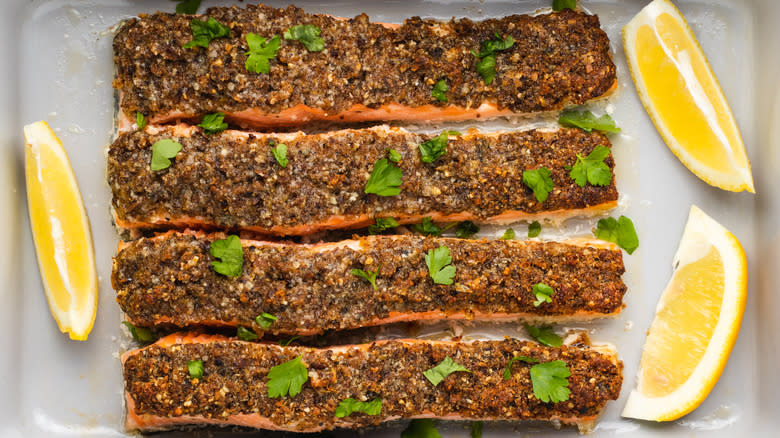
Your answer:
[0,0,777,436]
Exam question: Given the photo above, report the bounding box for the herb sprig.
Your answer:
[425,246,456,285]
[423,356,470,386]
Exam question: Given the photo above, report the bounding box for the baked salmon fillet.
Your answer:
[108,125,618,236]
[113,4,616,129]
[122,333,623,432]
[114,232,626,334]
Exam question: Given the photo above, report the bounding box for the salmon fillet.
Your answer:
[122,333,623,433]
[114,232,626,334]
[113,4,616,129]
[108,125,618,236]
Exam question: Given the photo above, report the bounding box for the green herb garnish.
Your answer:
[197,112,228,135]
[187,359,203,379]
[527,221,541,237]
[368,217,399,235]
[284,24,325,52]
[471,421,483,438]
[387,148,402,163]
[267,355,308,398]
[524,324,563,347]
[183,17,230,49]
[558,109,620,133]
[425,246,456,285]
[472,32,515,84]
[122,321,156,343]
[503,355,538,380]
[594,216,639,254]
[423,356,470,386]
[209,235,243,277]
[351,266,380,290]
[364,158,403,196]
[432,79,449,102]
[419,130,461,163]
[531,282,555,307]
[271,142,289,168]
[530,360,571,403]
[256,312,277,330]
[237,326,258,341]
[552,0,577,11]
[279,335,300,346]
[455,221,479,239]
[136,112,146,130]
[173,0,201,14]
[245,33,281,74]
[401,419,442,438]
[566,145,612,187]
[412,217,455,237]
[334,398,382,417]
[522,167,554,203]
[150,139,182,171]
[500,228,515,240]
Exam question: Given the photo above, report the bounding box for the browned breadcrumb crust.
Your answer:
[107,126,617,233]
[114,233,626,333]
[123,338,623,430]
[113,4,616,120]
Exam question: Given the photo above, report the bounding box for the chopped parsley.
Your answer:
[197,112,228,135]
[237,326,258,341]
[183,17,230,49]
[522,167,554,203]
[528,221,542,237]
[504,356,572,403]
[256,313,277,330]
[401,419,441,438]
[500,228,515,240]
[432,79,449,102]
[423,356,470,386]
[419,130,461,163]
[594,216,639,254]
[173,0,201,14]
[387,148,402,163]
[412,217,455,237]
[267,355,308,398]
[524,324,563,347]
[455,221,479,239]
[270,141,289,167]
[471,421,483,438]
[364,158,403,196]
[122,321,156,343]
[150,139,182,171]
[472,32,515,84]
[245,33,281,74]
[531,282,556,307]
[283,24,325,52]
[209,235,244,277]
[425,246,456,285]
[566,145,612,187]
[350,266,380,290]
[558,109,620,133]
[136,112,146,130]
[369,217,399,234]
[279,335,300,346]
[503,355,538,380]
[187,359,203,379]
[334,398,382,417]
[552,0,577,11]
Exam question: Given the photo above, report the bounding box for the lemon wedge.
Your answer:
[622,205,747,421]
[24,121,97,341]
[623,0,754,193]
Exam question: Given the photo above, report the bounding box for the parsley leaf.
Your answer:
[271,142,289,168]
[503,355,538,380]
[423,356,470,386]
[412,217,455,237]
[267,355,308,398]
[471,421,483,438]
[197,112,228,135]
[425,246,456,285]
[351,266,380,290]
[150,139,183,171]
[210,235,244,277]
[567,145,612,187]
[531,282,556,307]
[594,216,639,254]
[472,33,515,84]
[387,148,402,163]
[419,130,461,163]
[500,228,515,240]
[552,0,577,11]
[335,398,382,417]
[136,112,146,130]
[237,326,258,341]
[183,17,230,49]
[522,167,554,203]
[122,321,156,343]
[173,0,201,14]
[402,419,442,438]
[558,109,620,133]
[364,158,403,196]
[528,221,541,237]
[245,33,281,74]
[455,221,479,239]
[529,360,571,403]
[524,324,563,347]
[368,217,399,235]
[188,359,203,379]
[432,79,449,102]
[279,335,300,346]
[283,24,324,52]
[256,312,277,330]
